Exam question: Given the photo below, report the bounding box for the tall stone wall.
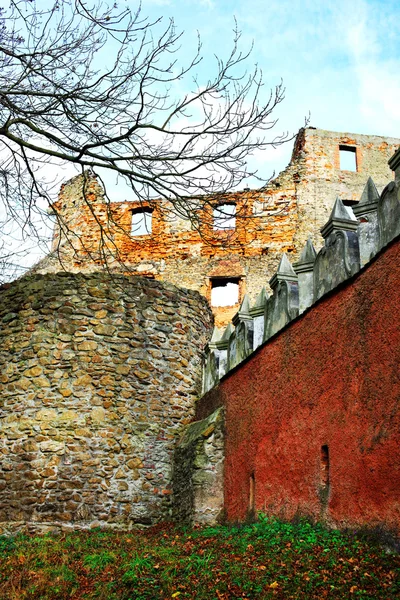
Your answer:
[198,236,400,532]
[34,128,400,327]
[197,149,400,531]
[0,273,213,533]
[293,128,400,249]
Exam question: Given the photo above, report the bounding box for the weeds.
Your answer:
[0,518,398,599]
[84,551,116,572]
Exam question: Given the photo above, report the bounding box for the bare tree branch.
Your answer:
[0,0,291,280]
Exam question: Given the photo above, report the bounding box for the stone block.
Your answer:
[378,181,400,249]
[250,288,268,350]
[294,238,316,314]
[353,178,380,266]
[264,254,299,341]
[314,199,360,301]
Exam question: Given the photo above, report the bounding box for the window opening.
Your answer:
[321,445,330,487]
[339,146,357,172]
[213,204,236,230]
[131,208,152,236]
[210,278,240,307]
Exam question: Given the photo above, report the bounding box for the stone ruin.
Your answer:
[33,127,400,328]
[1,132,400,533]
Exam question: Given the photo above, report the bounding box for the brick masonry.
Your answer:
[34,128,400,327]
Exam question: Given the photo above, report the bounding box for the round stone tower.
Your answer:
[0,272,213,533]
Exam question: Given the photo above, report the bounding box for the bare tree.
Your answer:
[0,0,289,279]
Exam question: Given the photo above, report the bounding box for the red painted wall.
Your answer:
[198,238,400,531]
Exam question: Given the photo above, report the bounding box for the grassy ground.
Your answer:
[0,516,398,599]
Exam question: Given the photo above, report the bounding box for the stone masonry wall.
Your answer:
[173,408,224,525]
[293,128,400,249]
[0,273,213,533]
[197,237,400,532]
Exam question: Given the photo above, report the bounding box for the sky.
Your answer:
[3,0,400,273]
[57,0,400,195]
[136,0,400,177]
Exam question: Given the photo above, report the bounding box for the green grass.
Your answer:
[0,517,398,599]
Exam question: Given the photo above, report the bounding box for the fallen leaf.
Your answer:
[269,581,279,589]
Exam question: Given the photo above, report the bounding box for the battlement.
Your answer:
[203,146,400,392]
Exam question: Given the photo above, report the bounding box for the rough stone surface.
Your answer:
[0,273,213,533]
[33,128,400,327]
[173,408,224,525]
[197,237,400,532]
[353,178,380,267]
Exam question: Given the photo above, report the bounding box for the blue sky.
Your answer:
[136,0,400,178]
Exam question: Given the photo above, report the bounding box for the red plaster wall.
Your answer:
[202,239,400,531]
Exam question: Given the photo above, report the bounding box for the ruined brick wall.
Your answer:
[0,273,213,533]
[293,128,400,249]
[34,128,400,326]
[196,238,400,532]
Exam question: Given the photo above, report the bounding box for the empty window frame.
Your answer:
[213,204,236,230]
[339,145,357,172]
[210,277,240,307]
[131,208,152,236]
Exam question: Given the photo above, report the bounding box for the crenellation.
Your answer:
[377,180,400,249]
[263,254,299,342]
[249,287,268,350]
[293,238,317,314]
[314,199,360,301]
[353,178,380,266]
[203,151,400,389]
